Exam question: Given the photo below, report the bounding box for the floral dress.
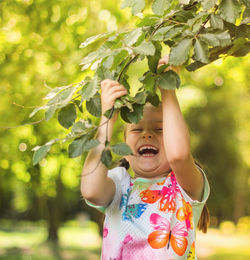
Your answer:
[87,167,210,260]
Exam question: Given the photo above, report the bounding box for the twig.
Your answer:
[195,4,219,38]
[105,107,115,142]
[117,55,139,82]
[0,119,44,131]
[13,102,37,109]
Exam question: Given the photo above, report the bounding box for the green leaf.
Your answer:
[136,15,160,27]
[111,143,133,156]
[101,149,113,168]
[120,103,144,123]
[235,24,250,39]
[86,94,102,117]
[210,14,224,30]
[29,105,47,118]
[33,144,51,165]
[133,41,155,56]
[111,49,129,70]
[104,108,115,119]
[102,55,114,69]
[146,94,160,107]
[58,103,77,129]
[151,25,175,41]
[80,78,99,102]
[243,5,250,21]
[163,27,184,41]
[226,37,246,55]
[152,26,183,42]
[80,43,117,69]
[133,91,147,104]
[73,100,83,113]
[45,105,56,121]
[113,99,123,110]
[69,136,100,158]
[194,38,210,64]
[230,41,250,57]
[124,28,143,46]
[200,31,232,47]
[139,71,156,94]
[47,86,76,108]
[147,42,162,73]
[201,0,217,10]
[158,70,181,90]
[152,0,170,16]
[80,49,104,67]
[169,38,193,66]
[186,60,205,71]
[157,64,168,74]
[80,32,114,49]
[174,9,197,23]
[44,86,69,100]
[187,13,208,33]
[121,0,145,15]
[71,120,88,135]
[219,0,242,24]
[96,64,116,81]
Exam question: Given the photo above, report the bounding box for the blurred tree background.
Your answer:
[0,0,249,259]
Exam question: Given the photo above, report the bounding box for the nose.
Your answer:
[142,131,152,139]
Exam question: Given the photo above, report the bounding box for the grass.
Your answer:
[0,218,250,259]
[0,219,101,260]
[197,227,250,260]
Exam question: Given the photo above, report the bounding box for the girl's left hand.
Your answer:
[158,55,181,74]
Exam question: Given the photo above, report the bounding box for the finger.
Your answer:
[158,55,169,64]
[158,59,166,65]
[102,88,127,103]
[101,79,120,89]
[108,85,127,94]
[102,84,126,95]
[110,90,128,100]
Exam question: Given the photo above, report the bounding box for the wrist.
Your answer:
[160,88,176,97]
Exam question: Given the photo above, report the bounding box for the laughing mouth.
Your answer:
[137,145,159,157]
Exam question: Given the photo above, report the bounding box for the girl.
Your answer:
[81,56,210,259]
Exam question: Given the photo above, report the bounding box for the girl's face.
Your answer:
[125,104,171,179]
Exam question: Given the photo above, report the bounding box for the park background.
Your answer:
[0,0,250,259]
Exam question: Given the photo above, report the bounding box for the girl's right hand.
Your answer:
[100,79,127,115]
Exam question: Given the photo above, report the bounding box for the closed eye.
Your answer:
[131,128,142,132]
[155,128,162,132]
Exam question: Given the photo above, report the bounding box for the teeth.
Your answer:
[138,146,158,153]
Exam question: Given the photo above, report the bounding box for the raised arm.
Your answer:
[81,79,127,206]
[158,56,204,201]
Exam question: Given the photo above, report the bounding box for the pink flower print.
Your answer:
[103,227,108,238]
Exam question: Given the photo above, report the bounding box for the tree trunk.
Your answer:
[233,167,247,223]
[46,168,63,242]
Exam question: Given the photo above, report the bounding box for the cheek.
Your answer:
[125,136,137,151]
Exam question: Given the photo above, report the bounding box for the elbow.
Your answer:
[81,184,96,203]
[81,188,102,205]
[81,184,109,206]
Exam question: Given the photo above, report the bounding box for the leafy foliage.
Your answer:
[29,0,250,165]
